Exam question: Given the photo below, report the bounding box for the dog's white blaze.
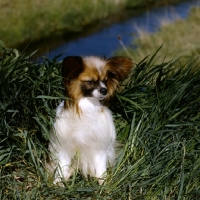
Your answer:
[100,81,106,88]
[83,56,106,74]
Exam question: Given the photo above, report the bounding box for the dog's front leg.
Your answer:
[92,151,107,185]
[53,150,74,184]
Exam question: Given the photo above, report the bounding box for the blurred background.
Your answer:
[1,0,200,62]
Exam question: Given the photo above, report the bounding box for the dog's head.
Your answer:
[62,56,132,107]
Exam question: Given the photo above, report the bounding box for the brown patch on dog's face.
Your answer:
[78,66,99,82]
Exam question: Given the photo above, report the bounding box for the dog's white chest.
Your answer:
[54,99,116,148]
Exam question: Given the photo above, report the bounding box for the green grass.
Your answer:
[117,6,200,64]
[0,42,200,199]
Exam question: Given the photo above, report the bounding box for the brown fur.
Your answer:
[103,56,132,104]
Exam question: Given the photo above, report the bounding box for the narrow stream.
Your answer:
[28,0,200,61]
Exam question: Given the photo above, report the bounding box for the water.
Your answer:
[33,0,200,60]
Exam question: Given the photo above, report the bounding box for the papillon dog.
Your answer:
[48,55,132,184]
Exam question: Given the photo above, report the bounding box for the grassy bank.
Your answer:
[0,0,162,48]
[0,0,188,49]
[0,0,123,47]
[1,42,200,199]
[117,6,200,64]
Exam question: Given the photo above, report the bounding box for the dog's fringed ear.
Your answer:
[62,56,84,83]
[106,56,132,81]
[104,56,132,103]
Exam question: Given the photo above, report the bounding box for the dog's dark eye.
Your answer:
[85,81,94,86]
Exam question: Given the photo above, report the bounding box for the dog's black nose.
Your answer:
[100,88,107,95]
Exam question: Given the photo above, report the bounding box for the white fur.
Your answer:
[92,81,107,100]
[83,56,106,74]
[48,98,116,184]
[100,81,106,88]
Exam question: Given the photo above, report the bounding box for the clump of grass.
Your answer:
[0,43,200,199]
[117,7,200,64]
